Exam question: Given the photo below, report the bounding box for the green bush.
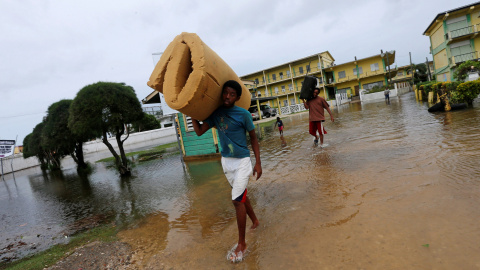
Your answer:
[451,80,480,105]
[452,60,480,81]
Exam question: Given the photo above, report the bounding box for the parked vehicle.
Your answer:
[248,107,264,120]
[260,105,276,118]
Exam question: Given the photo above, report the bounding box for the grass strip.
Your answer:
[96,142,179,163]
[0,225,118,270]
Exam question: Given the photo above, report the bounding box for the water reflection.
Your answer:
[1,93,480,268]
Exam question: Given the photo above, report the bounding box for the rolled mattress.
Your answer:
[147,32,250,121]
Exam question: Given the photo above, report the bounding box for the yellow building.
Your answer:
[241,52,334,114]
[240,50,395,114]
[424,2,480,81]
[324,51,395,99]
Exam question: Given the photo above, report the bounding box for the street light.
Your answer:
[152,52,163,66]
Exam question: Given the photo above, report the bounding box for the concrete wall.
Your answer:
[1,127,177,175]
[83,127,176,153]
[360,83,411,103]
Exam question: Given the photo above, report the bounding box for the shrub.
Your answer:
[452,60,480,81]
[451,80,480,105]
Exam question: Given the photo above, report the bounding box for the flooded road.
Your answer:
[2,92,480,268]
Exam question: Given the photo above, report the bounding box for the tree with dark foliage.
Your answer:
[69,82,143,175]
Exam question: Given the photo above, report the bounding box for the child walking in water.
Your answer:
[274,117,284,135]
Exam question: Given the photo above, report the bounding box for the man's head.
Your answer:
[222,80,242,107]
[313,88,320,98]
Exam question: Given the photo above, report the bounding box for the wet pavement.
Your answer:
[1,92,480,268]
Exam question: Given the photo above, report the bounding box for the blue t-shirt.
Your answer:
[205,106,255,158]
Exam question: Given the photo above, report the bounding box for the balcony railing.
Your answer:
[358,70,383,78]
[452,51,478,64]
[336,75,358,82]
[445,24,479,42]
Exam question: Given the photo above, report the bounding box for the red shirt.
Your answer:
[306,96,329,121]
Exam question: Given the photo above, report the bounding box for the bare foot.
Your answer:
[250,220,260,230]
[230,243,247,262]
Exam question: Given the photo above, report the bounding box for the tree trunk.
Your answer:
[102,130,130,175]
[70,153,78,164]
[39,157,48,171]
[116,125,129,169]
[74,142,87,169]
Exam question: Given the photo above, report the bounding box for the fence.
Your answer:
[279,103,306,115]
[335,93,350,106]
[359,82,412,103]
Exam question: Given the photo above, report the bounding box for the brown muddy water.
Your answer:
[2,92,480,268]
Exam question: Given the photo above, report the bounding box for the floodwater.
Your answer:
[1,92,480,268]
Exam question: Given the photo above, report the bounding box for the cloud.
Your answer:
[0,0,475,143]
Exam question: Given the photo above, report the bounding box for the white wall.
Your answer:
[83,127,176,153]
[1,127,177,175]
[360,83,411,103]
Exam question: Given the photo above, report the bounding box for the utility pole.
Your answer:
[426,57,432,81]
[410,52,414,86]
[386,52,391,85]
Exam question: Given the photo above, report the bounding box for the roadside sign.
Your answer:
[0,140,16,158]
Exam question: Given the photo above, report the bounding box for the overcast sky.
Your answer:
[0,0,475,144]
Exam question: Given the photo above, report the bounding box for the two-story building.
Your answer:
[240,52,335,114]
[324,51,396,98]
[240,50,395,114]
[423,2,480,82]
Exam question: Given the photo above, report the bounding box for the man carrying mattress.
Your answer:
[191,80,262,263]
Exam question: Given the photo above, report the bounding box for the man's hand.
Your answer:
[330,115,335,122]
[253,162,262,180]
[248,129,262,180]
[191,118,210,136]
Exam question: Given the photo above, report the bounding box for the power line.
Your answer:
[0,112,45,119]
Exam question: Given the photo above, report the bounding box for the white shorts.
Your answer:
[221,157,252,202]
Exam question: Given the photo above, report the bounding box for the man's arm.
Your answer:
[303,99,309,109]
[248,129,262,180]
[324,102,334,122]
[192,119,211,136]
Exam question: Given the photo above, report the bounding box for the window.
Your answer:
[306,65,310,73]
[288,84,293,91]
[290,98,296,105]
[447,16,468,39]
[363,81,384,90]
[255,78,259,84]
[338,71,346,79]
[397,71,404,77]
[370,63,379,71]
[353,67,363,75]
[286,70,291,78]
[257,91,261,97]
[274,87,279,94]
[272,74,276,81]
[336,87,350,94]
[299,67,304,74]
[318,77,323,84]
[317,62,321,70]
[283,100,288,106]
[279,72,283,79]
[451,40,473,63]
[281,85,286,92]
